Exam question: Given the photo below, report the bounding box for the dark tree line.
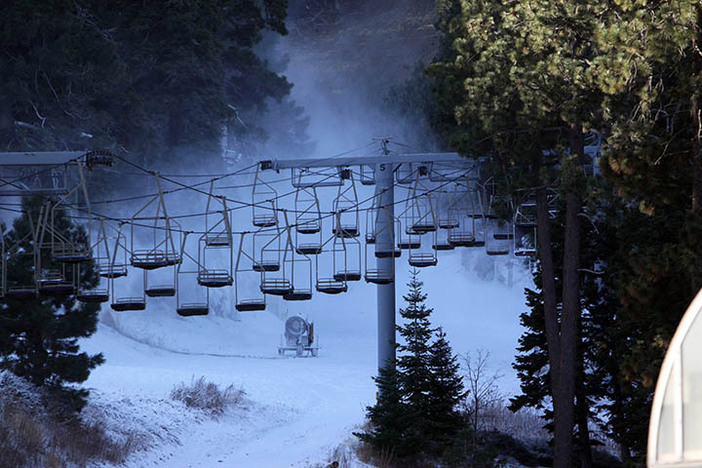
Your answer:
[0,0,309,168]
[423,0,702,466]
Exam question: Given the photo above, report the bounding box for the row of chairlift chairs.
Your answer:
[0,165,540,316]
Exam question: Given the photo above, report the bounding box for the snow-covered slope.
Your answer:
[79,250,530,467]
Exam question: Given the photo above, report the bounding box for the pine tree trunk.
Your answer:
[535,185,569,465]
[576,355,593,468]
[554,124,585,467]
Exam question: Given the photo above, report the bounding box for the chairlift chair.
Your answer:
[332,235,361,282]
[315,238,348,295]
[76,289,109,303]
[407,172,438,234]
[373,210,401,258]
[234,233,266,312]
[98,222,128,278]
[110,248,146,311]
[513,224,537,258]
[203,182,233,247]
[252,162,279,227]
[77,261,108,303]
[144,267,176,297]
[252,228,281,272]
[175,233,209,316]
[283,224,313,302]
[408,230,438,268]
[331,170,360,238]
[294,186,323,255]
[294,186,322,234]
[485,219,511,256]
[37,268,76,295]
[259,219,295,296]
[364,236,394,285]
[129,174,181,270]
[197,223,234,288]
[47,166,93,263]
[514,196,537,229]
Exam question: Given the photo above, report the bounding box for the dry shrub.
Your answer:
[0,372,138,467]
[170,376,245,417]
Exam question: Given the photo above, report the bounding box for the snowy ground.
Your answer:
[79,250,531,467]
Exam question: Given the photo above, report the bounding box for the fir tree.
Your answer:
[0,196,104,415]
[425,328,465,454]
[395,269,437,457]
[354,363,410,456]
[357,270,465,461]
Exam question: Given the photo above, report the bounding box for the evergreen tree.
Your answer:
[0,196,104,415]
[0,0,128,151]
[426,328,465,454]
[357,270,464,461]
[354,363,410,456]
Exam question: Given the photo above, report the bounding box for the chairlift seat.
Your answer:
[85,150,115,167]
[365,270,393,285]
[131,250,169,270]
[261,279,293,296]
[6,287,38,299]
[438,218,460,229]
[296,219,321,234]
[204,234,232,247]
[486,248,510,256]
[99,264,128,278]
[493,233,514,240]
[253,215,277,227]
[375,249,401,258]
[332,225,359,238]
[397,241,421,250]
[145,286,176,297]
[53,244,91,263]
[198,270,233,287]
[283,289,313,301]
[515,221,537,229]
[177,303,209,316]
[164,252,181,266]
[295,244,323,255]
[411,222,437,234]
[448,233,475,247]
[433,241,455,251]
[409,254,438,268]
[252,260,280,272]
[38,280,75,295]
[111,297,146,311]
[333,270,361,282]
[77,289,109,303]
[515,248,537,257]
[316,279,347,294]
[235,300,266,312]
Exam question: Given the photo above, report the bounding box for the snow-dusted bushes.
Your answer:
[0,372,134,466]
[170,376,245,417]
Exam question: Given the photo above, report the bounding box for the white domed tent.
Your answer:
[648,289,702,467]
